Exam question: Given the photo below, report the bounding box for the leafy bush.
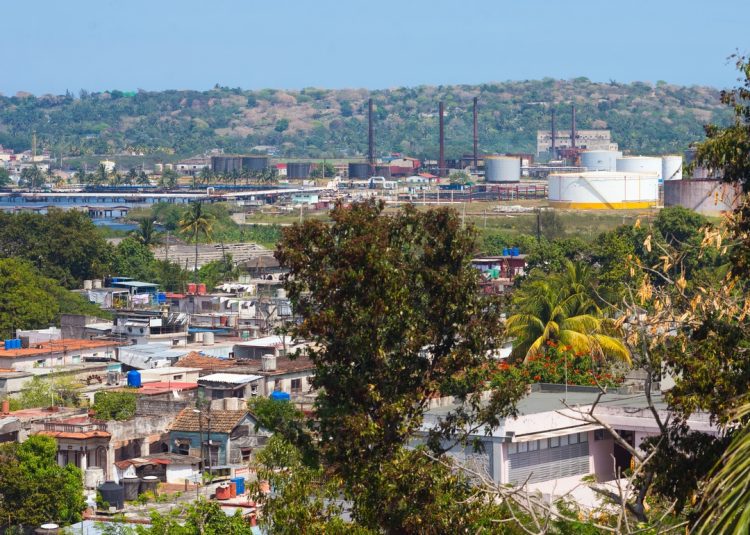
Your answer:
[92,391,137,421]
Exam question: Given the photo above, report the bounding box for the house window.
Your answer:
[291,379,302,394]
[173,375,183,381]
[241,448,252,462]
[594,429,605,441]
[560,435,569,447]
[569,433,579,445]
[250,385,258,397]
[579,432,588,443]
[528,440,538,451]
[549,437,560,448]
[175,440,190,456]
[508,443,517,455]
[35,359,46,368]
[539,438,548,450]
[518,442,528,453]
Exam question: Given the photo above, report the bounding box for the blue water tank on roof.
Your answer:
[127,370,142,388]
[270,391,290,401]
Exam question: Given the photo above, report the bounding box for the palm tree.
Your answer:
[505,267,629,363]
[137,171,150,185]
[695,401,750,534]
[125,168,138,185]
[179,201,215,280]
[198,166,212,186]
[132,218,160,247]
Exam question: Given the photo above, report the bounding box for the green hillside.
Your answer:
[0,79,732,160]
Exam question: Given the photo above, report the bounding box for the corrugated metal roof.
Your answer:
[199,373,261,384]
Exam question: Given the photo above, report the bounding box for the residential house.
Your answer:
[0,339,121,372]
[169,404,270,469]
[420,384,716,501]
[198,372,262,400]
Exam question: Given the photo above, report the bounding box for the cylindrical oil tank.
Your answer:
[123,476,141,501]
[127,370,142,388]
[83,280,93,290]
[581,150,622,172]
[662,155,683,181]
[348,163,371,179]
[84,467,104,489]
[287,162,312,179]
[35,524,60,535]
[548,171,659,209]
[98,481,125,510]
[203,331,215,346]
[374,165,392,178]
[664,179,742,215]
[485,156,521,183]
[241,156,269,171]
[616,156,662,181]
[154,163,163,173]
[211,156,243,175]
[140,475,159,496]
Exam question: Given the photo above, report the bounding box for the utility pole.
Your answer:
[438,101,445,178]
[536,208,542,243]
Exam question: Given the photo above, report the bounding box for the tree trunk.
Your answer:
[194,229,199,283]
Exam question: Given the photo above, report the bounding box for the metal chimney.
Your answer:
[571,105,577,149]
[439,101,445,177]
[473,97,478,171]
[368,98,374,174]
[550,108,556,157]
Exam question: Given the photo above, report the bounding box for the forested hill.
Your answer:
[0,79,732,160]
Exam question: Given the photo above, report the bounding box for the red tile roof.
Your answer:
[170,408,249,434]
[37,430,111,439]
[0,339,122,359]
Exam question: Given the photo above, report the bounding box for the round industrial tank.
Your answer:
[211,156,243,175]
[194,332,204,343]
[616,156,663,181]
[348,163,371,179]
[163,163,174,171]
[154,163,163,173]
[35,524,60,534]
[485,156,521,183]
[662,155,683,181]
[83,280,93,290]
[127,370,142,388]
[581,150,622,172]
[664,179,742,216]
[122,476,141,501]
[203,331,215,346]
[84,467,104,489]
[92,279,102,289]
[374,165,392,178]
[241,156,269,171]
[287,162,312,179]
[548,171,659,209]
[97,481,125,510]
[140,476,159,496]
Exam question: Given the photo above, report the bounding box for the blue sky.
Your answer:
[2,0,748,95]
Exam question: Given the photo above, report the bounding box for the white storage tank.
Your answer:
[485,156,521,183]
[581,150,622,172]
[203,331,214,346]
[662,155,683,181]
[548,171,659,209]
[84,467,104,489]
[616,156,663,182]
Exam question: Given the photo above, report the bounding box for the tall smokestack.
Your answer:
[571,104,577,149]
[473,97,478,171]
[368,98,374,174]
[550,108,556,158]
[439,101,445,177]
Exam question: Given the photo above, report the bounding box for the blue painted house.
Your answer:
[169,405,269,467]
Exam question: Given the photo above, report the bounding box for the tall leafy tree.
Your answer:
[275,200,527,530]
[0,435,85,530]
[131,217,160,247]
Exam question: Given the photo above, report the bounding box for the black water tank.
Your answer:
[241,156,269,171]
[287,162,312,179]
[98,481,125,510]
[122,476,141,501]
[348,163,370,179]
